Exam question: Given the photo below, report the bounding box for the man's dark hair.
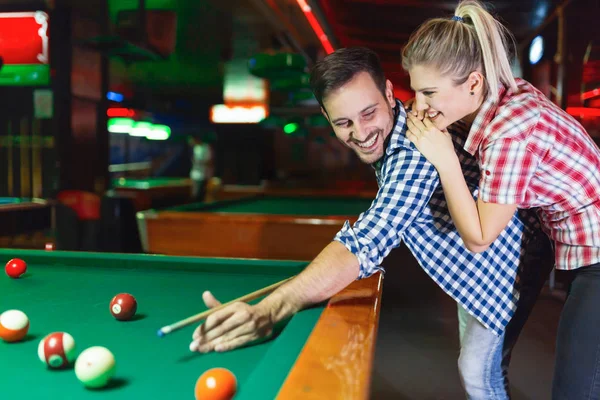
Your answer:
[309,47,387,111]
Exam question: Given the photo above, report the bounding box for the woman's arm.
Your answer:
[406,114,518,252]
[436,156,518,252]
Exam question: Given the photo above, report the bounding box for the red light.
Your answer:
[107,108,135,117]
[582,89,600,101]
[295,0,334,54]
[566,107,600,118]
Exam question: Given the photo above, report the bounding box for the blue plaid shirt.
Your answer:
[334,101,537,335]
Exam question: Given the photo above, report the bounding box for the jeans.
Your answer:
[458,231,554,399]
[553,262,600,399]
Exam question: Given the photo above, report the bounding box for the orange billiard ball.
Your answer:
[109,293,137,321]
[5,258,27,278]
[0,310,29,342]
[195,368,237,400]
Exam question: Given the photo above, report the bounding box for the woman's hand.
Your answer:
[406,113,458,169]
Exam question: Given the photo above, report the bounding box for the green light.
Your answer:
[147,124,171,140]
[107,118,134,133]
[283,123,299,135]
[0,65,50,86]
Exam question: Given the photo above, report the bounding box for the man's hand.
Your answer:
[189,291,274,353]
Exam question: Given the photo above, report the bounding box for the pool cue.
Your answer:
[157,276,295,337]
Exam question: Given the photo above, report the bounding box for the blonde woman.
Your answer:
[403,1,600,398]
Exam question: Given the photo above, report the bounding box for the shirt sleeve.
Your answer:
[478,98,541,204]
[334,148,439,279]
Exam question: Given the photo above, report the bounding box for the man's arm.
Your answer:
[189,241,359,353]
[190,136,439,353]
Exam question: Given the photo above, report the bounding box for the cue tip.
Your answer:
[157,327,170,337]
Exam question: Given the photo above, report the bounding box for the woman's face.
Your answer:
[409,64,483,130]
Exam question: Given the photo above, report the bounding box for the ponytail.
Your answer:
[402,0,518,101]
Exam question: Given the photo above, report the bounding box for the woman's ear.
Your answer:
[468,71,485,95]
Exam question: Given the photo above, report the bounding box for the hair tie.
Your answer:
[452,15,464,22]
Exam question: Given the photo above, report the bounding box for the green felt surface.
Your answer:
[171,196,374,216]
[111,178,189,190]
[0,249,320,400]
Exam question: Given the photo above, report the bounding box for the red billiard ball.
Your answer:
[38,332,77,369]
[5,258,27,278]
[195,368,237,400]
[109,293,137,321]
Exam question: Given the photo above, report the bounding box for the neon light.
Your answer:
[107,108,135,117]
[130,121,153,137]
[0,12,49,65]
[210,104,268,124]
[566,107,600,118]
[107,118,134,133]
[107,91,124,102]
[295,0,334,54]
[0,65,49,86]
[147,125,171,140]
[582,89,600,101]
[284,123,299,134]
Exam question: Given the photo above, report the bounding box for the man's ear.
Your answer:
[385,79,395,106]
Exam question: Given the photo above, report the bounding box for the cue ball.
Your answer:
[38,332,77,369]
[0,309,29,342]
[5,258,27,278]
[195,368,237,400]
[109,293,137,321]
[74,346,116,388]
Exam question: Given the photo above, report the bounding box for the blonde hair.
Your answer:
[402,0,517,101]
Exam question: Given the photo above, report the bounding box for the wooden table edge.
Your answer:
[277,272,383,399]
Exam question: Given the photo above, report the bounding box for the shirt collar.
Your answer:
[384,99,412,156]
[463,82,510,155]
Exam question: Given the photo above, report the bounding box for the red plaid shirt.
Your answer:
[465,78,600,270]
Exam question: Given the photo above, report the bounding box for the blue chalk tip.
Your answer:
[157,329,165,338]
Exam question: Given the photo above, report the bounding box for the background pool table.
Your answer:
[0,249,382,399]
[111,177,192,211]
[0,197,52,237]
[136,195,375,260]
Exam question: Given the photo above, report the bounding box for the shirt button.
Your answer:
[485,170,491,176]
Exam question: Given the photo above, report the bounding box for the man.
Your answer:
[188,135,214,202]
[189,48,553,397]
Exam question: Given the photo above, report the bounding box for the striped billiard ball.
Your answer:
[38,332,77,369]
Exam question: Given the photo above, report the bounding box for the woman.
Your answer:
[402,1,600,399]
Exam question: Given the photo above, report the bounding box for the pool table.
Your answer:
[0,197,53,237]
[111,177,192,211]
[209,183,377,202]
[0,249,382,399]
[136,195,375,260]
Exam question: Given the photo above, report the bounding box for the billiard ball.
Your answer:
[109,293,137,321]
[0,309,29,342]
[195,368,237,400]
[74,346,116,388]
[5,258,26,278]
[38,332,76,369]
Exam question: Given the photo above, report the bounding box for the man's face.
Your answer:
[322,72,396,164]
